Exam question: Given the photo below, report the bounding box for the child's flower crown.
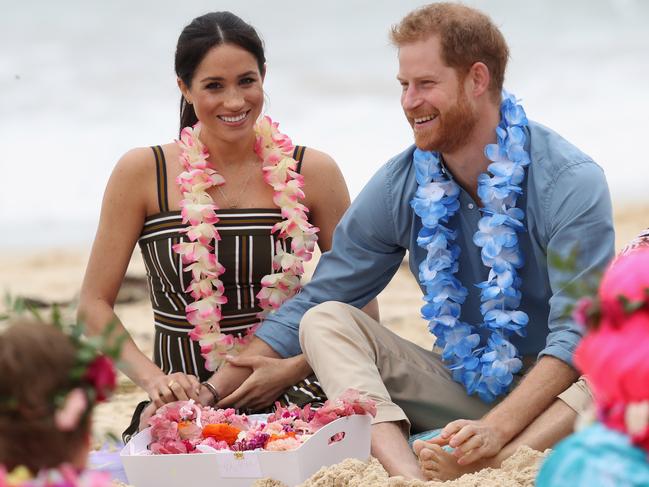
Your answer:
[0,297,123,427]
[570,249,649,453]
[572,257,649,331]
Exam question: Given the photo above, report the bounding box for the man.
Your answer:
[207,3,614,481]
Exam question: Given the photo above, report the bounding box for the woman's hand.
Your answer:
[138,402,159,431]
[143,372,202,408]
[217,355,309,410]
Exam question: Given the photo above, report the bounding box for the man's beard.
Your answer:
[414,92,478,154]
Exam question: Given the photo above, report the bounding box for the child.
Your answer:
[0,317,117,485]
[537,247,649,486]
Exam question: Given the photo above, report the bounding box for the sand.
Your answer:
[252,446,546,487]
[1,204,646,485]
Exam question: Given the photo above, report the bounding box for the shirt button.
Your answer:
[468,203,475,210]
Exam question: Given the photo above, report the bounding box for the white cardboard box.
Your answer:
[120,414,371,487]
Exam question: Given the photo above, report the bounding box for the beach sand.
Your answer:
[1,203,646,485]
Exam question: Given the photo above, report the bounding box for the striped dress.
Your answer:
[138,145,325,409]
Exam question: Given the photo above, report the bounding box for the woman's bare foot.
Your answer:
[373,423,428,480]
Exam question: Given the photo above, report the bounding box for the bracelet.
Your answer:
[201,381,221,404]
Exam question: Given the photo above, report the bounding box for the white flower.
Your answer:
[625,401,649,436]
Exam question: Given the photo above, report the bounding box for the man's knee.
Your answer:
[557,376,593,414]
[299,301,357,349]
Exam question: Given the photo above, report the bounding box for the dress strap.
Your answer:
[151,145,169,213]
[293,145,306,174]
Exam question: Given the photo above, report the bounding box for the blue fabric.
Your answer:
[409,92,531,402]
[256,121,615,369]
[409,428,442,447]
[408,429,454,453]
[537,423,649,487]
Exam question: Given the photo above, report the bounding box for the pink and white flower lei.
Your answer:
[173,116,319,371]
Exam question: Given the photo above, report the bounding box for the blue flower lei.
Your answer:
[411,91,530,402]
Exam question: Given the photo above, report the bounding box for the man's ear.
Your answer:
[467,62,490,98]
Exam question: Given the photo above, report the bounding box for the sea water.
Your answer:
[1,0,647,248]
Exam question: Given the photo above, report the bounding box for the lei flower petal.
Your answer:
[148,393,374,454]
[174,118,317,370]
[411,90,530,401]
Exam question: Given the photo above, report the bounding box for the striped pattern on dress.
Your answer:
[139,209,284,381]
[135,145,325,409]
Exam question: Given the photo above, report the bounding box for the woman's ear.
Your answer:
[178,78,192,105]
[261,64,267,83]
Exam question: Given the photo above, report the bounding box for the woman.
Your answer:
[0,319,116,485]
[78,11,377,434]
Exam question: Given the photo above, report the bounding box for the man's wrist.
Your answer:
[482,409,517,444]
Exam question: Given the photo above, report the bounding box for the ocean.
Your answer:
[1,0,647,248]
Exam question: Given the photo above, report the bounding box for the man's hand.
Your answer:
[427,419,507,466]
[217,355,306,410]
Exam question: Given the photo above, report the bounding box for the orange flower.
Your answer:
[202,423,241,445]
[268,431,297,443]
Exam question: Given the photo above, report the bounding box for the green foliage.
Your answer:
[2,294,124,366]
[550,247,649,327]
[548,246,601,302]
[617,292,649,315]
[1,294,126,444]
[548,246,602,321]
[1,292,42,322]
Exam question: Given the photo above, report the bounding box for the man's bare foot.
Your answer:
[418,444,496,481]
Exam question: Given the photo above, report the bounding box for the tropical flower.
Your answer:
[410,90,530,401]
[572,296,595,328]
[202,423,242,446]
[84,355,117,403]
[146,391,375,455]
[174,117,319,370]
[573,249,649,452]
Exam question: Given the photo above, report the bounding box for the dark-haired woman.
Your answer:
[78,11,378,435]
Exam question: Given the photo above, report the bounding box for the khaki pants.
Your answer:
[299,301,591,434]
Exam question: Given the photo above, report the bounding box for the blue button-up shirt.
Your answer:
[256,121,615,366]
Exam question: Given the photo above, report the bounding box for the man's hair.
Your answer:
[390,2,509,98]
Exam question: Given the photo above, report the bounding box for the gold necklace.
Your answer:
[174,117,318,371]
[215,160,257,208]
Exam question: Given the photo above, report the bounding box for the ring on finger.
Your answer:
[168,380,177,389]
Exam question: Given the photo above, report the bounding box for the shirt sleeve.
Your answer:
[541,160,615,365]
[255,162,407,357]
